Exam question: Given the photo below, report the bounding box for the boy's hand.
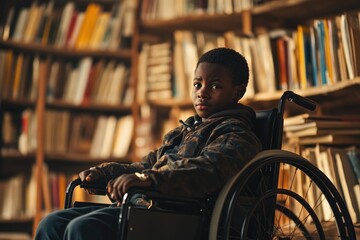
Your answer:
[79,167,104,183]
[107,173,152,203]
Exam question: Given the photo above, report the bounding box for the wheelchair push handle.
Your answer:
[280,91,317,111]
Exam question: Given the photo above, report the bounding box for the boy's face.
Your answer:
[192,62,243,119]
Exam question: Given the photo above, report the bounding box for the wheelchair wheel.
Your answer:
[209,150,356,240]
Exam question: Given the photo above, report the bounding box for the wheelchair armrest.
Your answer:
[122,188,212,215]
[64,177,108,209]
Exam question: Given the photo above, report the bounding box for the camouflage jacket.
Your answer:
[98,104,262,198]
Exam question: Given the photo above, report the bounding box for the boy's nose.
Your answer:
[198,87,209,98]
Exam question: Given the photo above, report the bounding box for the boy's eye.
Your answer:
[211,84,221,90]
[193,82,201,89]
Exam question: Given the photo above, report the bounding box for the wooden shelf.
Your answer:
[46,101,132,115]
[0,218,33,237]
[240,78,360,114]
[45,153,131,164]
[146,98,193,109]
[1,99,36,110]
[0,40,132,61]
[141,13,247,33]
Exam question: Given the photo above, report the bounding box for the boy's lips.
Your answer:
[196,103,210,111]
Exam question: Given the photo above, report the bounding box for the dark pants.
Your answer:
[35,205,121,240]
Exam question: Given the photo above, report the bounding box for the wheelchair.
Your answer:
[64,91,356,239]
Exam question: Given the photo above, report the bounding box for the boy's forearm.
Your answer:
[96,150,158,181]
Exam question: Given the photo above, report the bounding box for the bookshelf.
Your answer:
[1,0,360,238]
[0,0,139,237]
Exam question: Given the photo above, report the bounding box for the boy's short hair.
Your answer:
[196,47,249,87]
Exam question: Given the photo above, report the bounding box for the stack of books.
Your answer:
[284,113,360,224]
[284,113,360,145]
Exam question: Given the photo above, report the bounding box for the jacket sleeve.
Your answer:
[96,150,158,181]
[143,122,262,198]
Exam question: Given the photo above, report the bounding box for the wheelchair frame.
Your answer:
[64,91,356,240]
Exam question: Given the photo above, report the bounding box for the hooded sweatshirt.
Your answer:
[98,103,262,198]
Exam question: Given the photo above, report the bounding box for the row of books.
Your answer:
[0,174,29,220]
[1,0,136,50]
[284,113,360,145]
[0,51,38,101]
[0,50,133,106]
[137,42,174,102]
[0,164,110,220]
[2,109,134,158]
[141,0,264,20]
[300,145,360,224]
[228,12,360,93]
[41,165,111,213]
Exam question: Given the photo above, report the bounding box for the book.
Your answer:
[90,116,107,157]
[317,146,343,197]
[18,54,31,99]
[329,147,360,223]
[89,59,106,103]
[346,12,360,76]
[2,50,14,99]
[284,113,360,126]
[314,145,335,220]
[106,63,127,104]
[57,111,70,153]
[112,115,134,158]
[29,56,40,101]
[12,53,24,99]
[23,3,45,43]
[294,134,360,145]
[251,31,276,93]
[301,147,325,220]
[55,2,75,47]
[173,33,189,99]
[94,61,115,103]
[339,14,355,79]
[75,3,102,49]
[285,123,360,138]
[100,116,117,158]
[313,20,329,85]
[119,0,137,49]
[137,44,150,103]
[62,65,78,103]
[68,114,96,154]
[74,57,92,104]
[66,12,84,48]
[347,147,360,184]
[42,164,52,214]
[89,12,111,48]
[1,6,14,40]
[46,61,60,102]
[12,8,29,41]
[284,119,360,131]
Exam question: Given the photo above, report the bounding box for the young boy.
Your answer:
[35,47,262,239]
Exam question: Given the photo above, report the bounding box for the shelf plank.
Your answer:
[0,40,132,60]
[245,78,360,102]
[46,100,132,115]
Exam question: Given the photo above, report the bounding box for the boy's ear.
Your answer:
[234,84,246,101]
